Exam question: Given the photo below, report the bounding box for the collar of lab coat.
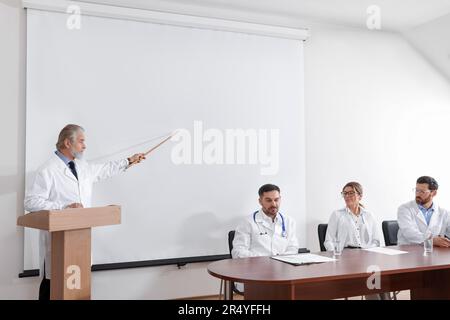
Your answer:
[344,206,368,223]
[255,209,280,228]
[52,153,79,182]
[55,150,71,166]
[413,201,439,227]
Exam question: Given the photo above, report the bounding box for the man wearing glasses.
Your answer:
[397,176,450,247]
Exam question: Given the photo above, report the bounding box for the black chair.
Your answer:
[228,230,235,256]
[226,230,244,296]
[382,220,400,300]
[382,220,399,246]
[318,224,328,252]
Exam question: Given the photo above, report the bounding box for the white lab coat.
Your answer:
[324,207,380,251]
[24,153,128,279]
[397,200,450,245]
[231,210,299,258]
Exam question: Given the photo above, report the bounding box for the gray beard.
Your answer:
[71,149,84,160]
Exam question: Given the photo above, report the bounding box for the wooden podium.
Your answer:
[17,205,121,300]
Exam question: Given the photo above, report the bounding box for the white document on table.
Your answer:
[271,253,337,266]
[363,247,408,255]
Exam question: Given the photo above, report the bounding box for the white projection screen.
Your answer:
[24,8,306,271]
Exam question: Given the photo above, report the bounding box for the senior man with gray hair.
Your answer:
[24,124,146,300]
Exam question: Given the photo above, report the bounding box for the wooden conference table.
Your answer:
[207,245,450,300]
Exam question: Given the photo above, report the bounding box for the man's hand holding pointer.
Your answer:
[127,153,146,167]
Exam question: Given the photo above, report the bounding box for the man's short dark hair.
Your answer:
[416,176,439,191]
[258,184,280,197]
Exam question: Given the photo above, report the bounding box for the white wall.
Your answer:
[0,0,38,299]
[1,1,450,299]
[403,13,450,82]
[304,24,450,251]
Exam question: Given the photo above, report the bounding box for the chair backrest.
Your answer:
[228,230,235,256]
[382,220,399,246]
[318,224,328,252]
[227,230,244,295]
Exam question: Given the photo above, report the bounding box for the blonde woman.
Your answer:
[324,182,390,300]
[324,182,380,251]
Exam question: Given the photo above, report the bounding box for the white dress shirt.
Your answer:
[324,207,380,251]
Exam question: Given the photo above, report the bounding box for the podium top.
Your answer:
[17,205,121,232]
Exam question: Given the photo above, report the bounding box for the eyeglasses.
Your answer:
[341,191,358,197]
[413,188,431,195]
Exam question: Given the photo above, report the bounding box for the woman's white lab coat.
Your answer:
[24,153,128,279]
[397,200,450,245]
[324,207,380,251]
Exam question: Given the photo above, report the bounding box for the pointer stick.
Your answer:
[143,132,176,156]
[127,131,177,168]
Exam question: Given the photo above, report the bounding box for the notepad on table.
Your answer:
[363,247,408,255]
[271,253,337,266]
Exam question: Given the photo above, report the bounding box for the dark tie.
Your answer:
[68,161,78,180]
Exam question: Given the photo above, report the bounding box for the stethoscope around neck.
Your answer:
[253,210,287,238]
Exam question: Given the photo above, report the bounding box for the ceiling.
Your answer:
[81,0,450,31]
